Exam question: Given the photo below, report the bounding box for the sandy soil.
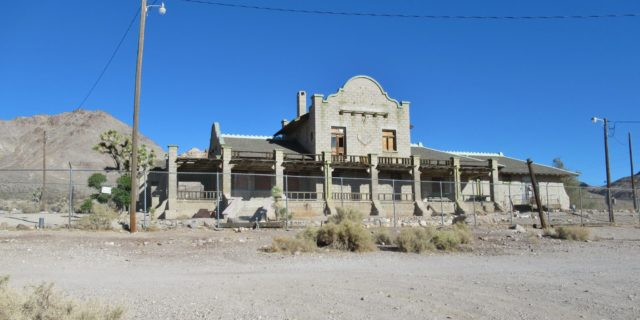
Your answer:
[1,225,640,320]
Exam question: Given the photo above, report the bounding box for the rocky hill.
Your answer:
[0,110,163,170]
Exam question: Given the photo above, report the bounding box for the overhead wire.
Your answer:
[76,0,160,110]
[179,0,639,20]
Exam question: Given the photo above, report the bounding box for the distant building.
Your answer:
[152,76,576,220]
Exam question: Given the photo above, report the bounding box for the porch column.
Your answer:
[322,152,336,214]
[222,147,233,199]
[167,145,178,209]
[411,155,427,216]
[489,158,500,202]
[452,157,462,202]
[369,154,379,201]
[274,150,284,193]
[322,151,332,201]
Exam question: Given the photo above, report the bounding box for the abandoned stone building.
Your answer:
[151,75,576,221]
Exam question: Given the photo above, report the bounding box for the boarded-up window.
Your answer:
[382,130,396,151]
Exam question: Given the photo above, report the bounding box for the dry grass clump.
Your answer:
[544,226,590,241]
[396,223,471,253]
[372,228,393,245]
[77,203,118,230]
[0,275,124,320]
[264,208,376,253]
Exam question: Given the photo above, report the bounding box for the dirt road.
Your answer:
[1,226,639,320]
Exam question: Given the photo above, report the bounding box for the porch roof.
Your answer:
[222,135,307,155]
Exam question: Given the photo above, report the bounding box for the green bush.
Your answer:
[0,275,124,320]
[80,199,93,213]
[77,203,118,230]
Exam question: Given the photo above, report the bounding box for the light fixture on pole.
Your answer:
[130,0,166,233]
[591,117,614,223]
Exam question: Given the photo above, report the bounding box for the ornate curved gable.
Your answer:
[325,76,402,110]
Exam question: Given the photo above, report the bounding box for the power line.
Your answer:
[180,0,639,20]
[76,7,141,110]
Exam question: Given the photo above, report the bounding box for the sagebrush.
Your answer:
[396,223,471,253]
[545,226,590,241]
[0,275,124,320]
[77,203,118,230]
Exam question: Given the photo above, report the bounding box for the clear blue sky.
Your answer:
[1,0,639,185]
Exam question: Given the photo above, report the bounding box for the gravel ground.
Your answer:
[1,225,640,320]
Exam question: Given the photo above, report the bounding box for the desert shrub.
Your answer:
[372,228,393,245]
[547,226,590,241]
[397,224,471,253]
[297,226,319,243]
[263,236,317,254]
[77,203,118,230]
[80,199,93,213]
[15,201,39,213]
[315,221,376,252]
[327,207,363,224]
[0,275,124,320]
[396,228,436,253]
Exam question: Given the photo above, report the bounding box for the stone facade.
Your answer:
[155,75,577,221]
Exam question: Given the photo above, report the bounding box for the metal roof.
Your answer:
[222,136,307,154]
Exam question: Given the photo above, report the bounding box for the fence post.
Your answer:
[340,177,344,208]
[545,182,550,223]
[472,181,477,226]
[439,181,444,225]
[579,186,583,226]
[143,173,147,230]
[68,162,72,229]
[216,171,221,229]
[508,181,513,225]
[284,174,289,230]
[392,179,397,228]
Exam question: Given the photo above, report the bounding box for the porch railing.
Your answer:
[177,190,219,200]
[331,155,370,165]
[285,191,323,201]
[332,192,371,201]
[231,150,274,160]
[378,156,411,166]
[284,153,322,162]
[420,159,451,166]
[378,193,414,201]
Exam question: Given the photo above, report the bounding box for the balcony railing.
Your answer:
[331,155,370,165]
[420,159,451,167]
[285,191,323,201]
[378,193,414,201]
[177,191,219,201]
[284,153,322,162]
[231,150,274,161]
[378,156,411,166]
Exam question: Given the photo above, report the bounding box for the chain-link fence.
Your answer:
[1,168,638,229]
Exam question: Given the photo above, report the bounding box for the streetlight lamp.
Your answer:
[130,1,166,233]
[591,117,614,223]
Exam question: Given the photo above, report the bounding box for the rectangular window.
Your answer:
[382,130,396,152]
[331,127,346,155]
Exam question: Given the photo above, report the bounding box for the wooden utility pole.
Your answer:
[629,132,638,213]
[129,0,148,233]
[603,118,615,223]
[527,159,548,229]
[41,130,47,212]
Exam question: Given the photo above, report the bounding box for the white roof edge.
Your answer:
[222,133,272,140]
[448,151,504,157]
[410,145,486,162]
[498,155,580,175]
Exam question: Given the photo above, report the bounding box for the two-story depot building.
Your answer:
[154,76,576,221]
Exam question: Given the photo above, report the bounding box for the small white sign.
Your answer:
[101,187,112,194]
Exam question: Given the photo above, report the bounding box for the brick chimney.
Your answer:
[297,91,307,118]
